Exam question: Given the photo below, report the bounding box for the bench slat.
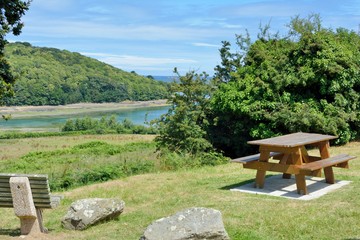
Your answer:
[0,193,51,199]
[0,199,51,204]
[0,178,48,184]
[0,179,49,185]
[0,202,13,207]
[0,183,50,189]
[0,174,48,180]
[297,154,356,172]
[0,203,54,209]
[0,198,52,207]
[231,152,281,163]
[0,188,50,194]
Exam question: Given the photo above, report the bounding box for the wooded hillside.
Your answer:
[4,42,169,105]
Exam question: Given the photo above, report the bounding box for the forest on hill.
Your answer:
[3,42,169,106]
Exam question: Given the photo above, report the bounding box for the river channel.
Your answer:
[0,105,169,131]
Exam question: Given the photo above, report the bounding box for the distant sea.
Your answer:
[152,76,175,83]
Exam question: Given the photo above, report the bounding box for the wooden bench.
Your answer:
[0,173,61,234]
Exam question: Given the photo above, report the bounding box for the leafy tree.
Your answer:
[0,0,30,104]
[154,69,213,155]
[210,14,360,157]
[4,42,169,105]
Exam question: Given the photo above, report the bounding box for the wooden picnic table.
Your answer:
[232,132,356,195]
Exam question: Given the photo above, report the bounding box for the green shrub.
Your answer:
[62,115,158,135]
[210,14,360,157]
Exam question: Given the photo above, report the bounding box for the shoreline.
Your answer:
[0,99,168,118]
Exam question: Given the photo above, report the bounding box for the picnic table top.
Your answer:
[248,132,337,148]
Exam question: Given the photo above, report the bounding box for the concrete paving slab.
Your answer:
[230,174,351,200]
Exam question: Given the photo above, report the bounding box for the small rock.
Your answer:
[140,207,230,240]
[62,198,125,230]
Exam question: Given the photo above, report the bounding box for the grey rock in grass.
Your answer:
[140,207,230,240]
[61,198,125,230]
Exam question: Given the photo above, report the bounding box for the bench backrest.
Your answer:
[0,173,53,209]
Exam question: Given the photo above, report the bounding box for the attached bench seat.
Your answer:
[231,152,281,163]
[296,154,356,174]
[231,152,356,181]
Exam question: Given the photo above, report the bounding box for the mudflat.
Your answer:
[0,100,168,118]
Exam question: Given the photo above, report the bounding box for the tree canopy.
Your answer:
[210,14,360,157]
[155,69,213,155]
[0,0,30,104]
[155,15,360,159]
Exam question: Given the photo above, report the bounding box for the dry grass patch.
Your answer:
[0,134,155,161]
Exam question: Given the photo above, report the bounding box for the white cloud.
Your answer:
[80,52,200,75]
[23,20,229,42]
[222,23,243,29]
[81,52,197,67]
[192,42,220,48]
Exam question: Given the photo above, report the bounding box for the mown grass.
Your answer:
[1,135,360,239]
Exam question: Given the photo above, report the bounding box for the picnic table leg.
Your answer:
[292,147,308,194]
[319,141,335,184]
[280,154,291,179]
[255,170,266,188]
[254,150,270,188]
[295,174,307,195]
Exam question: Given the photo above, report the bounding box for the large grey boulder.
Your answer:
[62,198,125,230]
[140,207,230,240]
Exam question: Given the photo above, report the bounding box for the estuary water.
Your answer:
[0,105,169,131]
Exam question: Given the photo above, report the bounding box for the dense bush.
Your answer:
[62,115,158,135]
[209,15,360,157]
[154,15,360,159]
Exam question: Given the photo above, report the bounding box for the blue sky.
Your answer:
[9,0,360,76]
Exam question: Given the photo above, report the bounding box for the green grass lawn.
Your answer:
[1,135,360,239]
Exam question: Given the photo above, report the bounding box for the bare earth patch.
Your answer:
[0,100,168,118]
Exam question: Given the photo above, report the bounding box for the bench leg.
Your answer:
[36,208,48,233]
[9,177,42,235]
[324,167,335,184]
[255,170,266,188]
[295,174,307,195]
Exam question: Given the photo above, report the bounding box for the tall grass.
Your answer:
[0,134,227,190]
[0,140,158,190]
